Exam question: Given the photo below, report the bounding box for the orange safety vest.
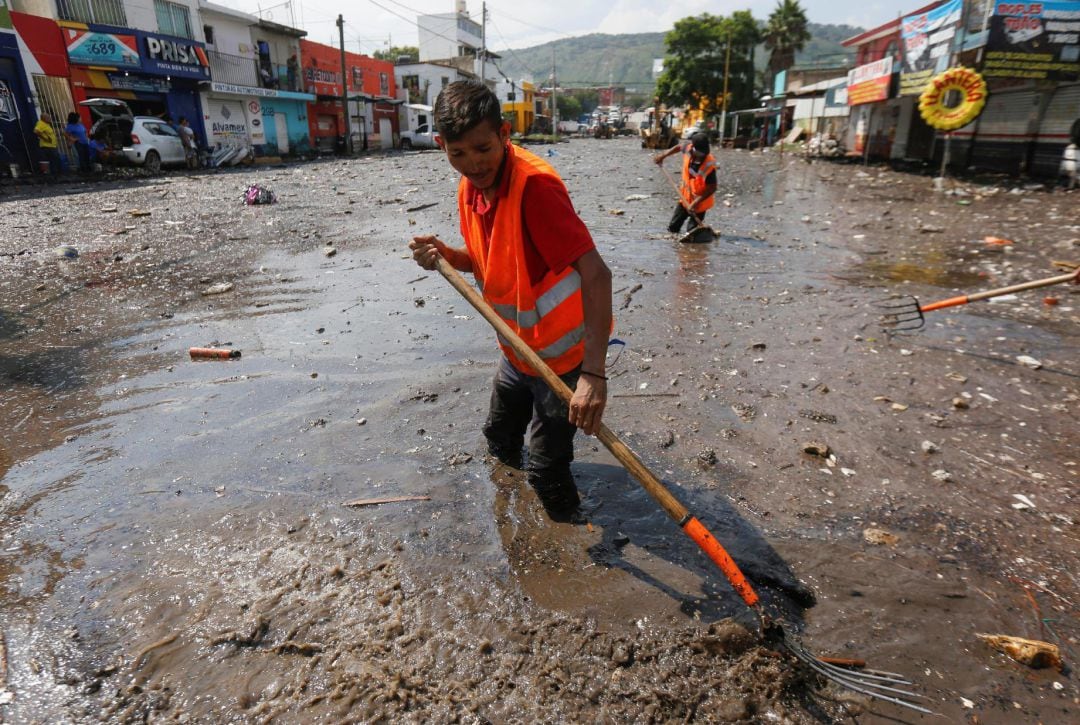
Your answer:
[681,148,716,213]
[458,145,586,376]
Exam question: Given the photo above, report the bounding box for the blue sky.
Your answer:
[232,0,918,54]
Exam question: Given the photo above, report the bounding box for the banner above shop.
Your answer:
[65,28,140,68]
[985,0,1080,81]
[142,32,209,80]
[847,56,893,105]
[900,0,963,95]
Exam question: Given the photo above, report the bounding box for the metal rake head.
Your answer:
[875,295,926,333]
[766,622,936,715]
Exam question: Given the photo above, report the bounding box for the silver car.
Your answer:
[80,98,187,172]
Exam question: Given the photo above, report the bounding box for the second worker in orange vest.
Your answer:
[409,80,613,521]
[654,132,718,234]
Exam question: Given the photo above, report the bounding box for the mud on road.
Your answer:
[0,139,1076,723]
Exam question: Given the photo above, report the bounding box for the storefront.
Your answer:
[11,11,74,170]
[299,39,345,153]
[346,55,400,150]
[62,22,209,143]
[201,81,313,155]
[0,5,37,173]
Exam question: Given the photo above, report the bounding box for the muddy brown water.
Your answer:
[1,142,1077,723]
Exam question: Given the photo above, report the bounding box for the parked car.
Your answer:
[80,98,189,172]
[399,122,438,150]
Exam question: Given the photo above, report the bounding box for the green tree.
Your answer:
[655,13,760,115]
[374,45,419,62]
[764,0,811,78]
[557,94,583,122]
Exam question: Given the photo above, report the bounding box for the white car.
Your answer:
[80,98,188,172]
[399,122,438,150]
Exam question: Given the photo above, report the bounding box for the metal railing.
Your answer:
[208,51,261,88]
[56,0,127,26]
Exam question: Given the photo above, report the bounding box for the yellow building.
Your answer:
[501,80,535,135]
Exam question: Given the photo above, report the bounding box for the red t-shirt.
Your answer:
[460,152,594,286]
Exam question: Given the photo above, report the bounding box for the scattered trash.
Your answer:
[201,282,234,296]
[189,347,241,359]
[323,246,337,257]
[891,402,909,411]
[976,634,1061,670]
[356,418,367,425]
[863,528,898,546]
[799,409,837,424]
[343,495,431,508]
[840,467,856,477]
[405,202,439,212]
[545,149,559,157]
[1043,296,1059,306]
[243,184,277,205]
[932,469,953,482]
[1016,355,1042,369]
[609,209,625,216]
[128,209,152,217]
[960,697,975,709]
[54,245,78,259]
[803,442,830,458]
[984,236,1013,246]
[952,397,970,409]
[1011,493,1036,510]
[921,440,940,454]
[946,371,967,383]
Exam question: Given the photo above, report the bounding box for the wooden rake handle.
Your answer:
[434,256,760,608]
[921,268,1080,312]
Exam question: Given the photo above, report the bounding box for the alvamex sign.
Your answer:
[146,36,203,66]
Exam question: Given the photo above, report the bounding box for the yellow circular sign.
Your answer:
[918,67,988,131]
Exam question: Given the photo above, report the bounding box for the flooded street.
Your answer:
[1,139,1077,723]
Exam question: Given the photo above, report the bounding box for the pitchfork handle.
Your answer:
[434,256,761,608]
[921,268,1080,312]
[658,164,709,228]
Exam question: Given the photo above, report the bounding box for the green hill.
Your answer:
[493,23,862,92]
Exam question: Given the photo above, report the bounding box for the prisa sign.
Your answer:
[145,36,206,66]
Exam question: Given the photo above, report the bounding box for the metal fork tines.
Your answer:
[875,295,926,332]
[782,636,935,715]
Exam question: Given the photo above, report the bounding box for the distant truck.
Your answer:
[400,103,438,149]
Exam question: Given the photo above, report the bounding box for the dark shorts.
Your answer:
[668,203,706,234]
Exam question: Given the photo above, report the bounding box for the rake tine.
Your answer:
[785,643,935,714]
[810,659,915,686]
[875,295,926,333]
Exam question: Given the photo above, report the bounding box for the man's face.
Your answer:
[438,120,510,192]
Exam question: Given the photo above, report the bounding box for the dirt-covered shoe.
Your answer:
[527,471,581,521]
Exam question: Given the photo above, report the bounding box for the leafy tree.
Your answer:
[557,94,583,122]
[374,45,419,62]
[655,13,760,115]
[764,0,811,77]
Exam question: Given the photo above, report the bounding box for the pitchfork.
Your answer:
[878,267,1080,333]
[430,256,934,715]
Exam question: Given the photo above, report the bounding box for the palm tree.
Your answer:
[764,0,811,78]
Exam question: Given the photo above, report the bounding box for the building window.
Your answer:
[56,0,127,26]
[204,25,215,46]
[441,76,449,88]
[155,0,193,39]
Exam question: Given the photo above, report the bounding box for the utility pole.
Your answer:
[480,2,486,85]
[551,47,558,136]
[337,14,352,155]
[720,31,731,146]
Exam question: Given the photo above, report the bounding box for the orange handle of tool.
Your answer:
[682,516,760,608]
[189,347,241,359]
[920,269,1080,313]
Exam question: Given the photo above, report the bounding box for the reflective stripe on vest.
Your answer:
[491,269,581,329]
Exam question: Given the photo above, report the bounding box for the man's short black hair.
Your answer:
[433,80,502,142]
[690,132,709,153]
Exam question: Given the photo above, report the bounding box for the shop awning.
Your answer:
[348,93,404,105]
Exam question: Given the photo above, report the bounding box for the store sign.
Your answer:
[142,33,209,79]
[847,56,893,105]
[900,0,963,95]
[208,100,248,143]
[245,99,265,144]
[107,73,170,92]
[304,65,342,95]
[0,0,12,31]
[212,81,281,98]
[65,29,141,68]
[985,1,1080,80]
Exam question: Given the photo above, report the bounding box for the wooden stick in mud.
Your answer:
[0,630,8,686]
[343,495,431,508]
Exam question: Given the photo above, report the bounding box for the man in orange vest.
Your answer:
[409,80,613,520]
[654,132,717,234]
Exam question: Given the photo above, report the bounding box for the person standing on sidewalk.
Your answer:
[34,112,61,178]
[408,80,612,520]
[64,112,91,174]
[653,132,717,235]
